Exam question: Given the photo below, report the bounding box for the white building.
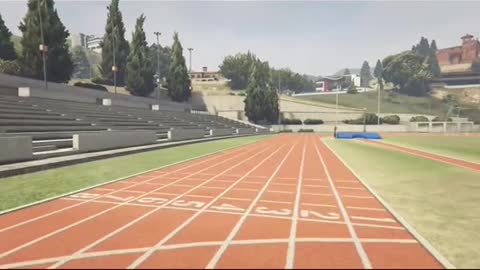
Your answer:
[68,33,103,53]
[86,35,103,53]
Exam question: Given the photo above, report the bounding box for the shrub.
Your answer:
[228,92,236,95]
[279,129,293,133]
[73,82,108,91]
[410,115,429,122]
[237,92,246,96]
[298,129,314,133]
[91,76,114,86]
[432,116,452,122]
[382,115,400,125]
[303,119,324,125]
[343,113,381,125]
[346,84,358,94]
[0,60,22,76]
[281,118,302,125]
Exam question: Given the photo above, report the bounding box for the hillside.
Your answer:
[293,91,480,122]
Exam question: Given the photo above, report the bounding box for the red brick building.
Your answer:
[437,34,479,65]
[434,34,480,85]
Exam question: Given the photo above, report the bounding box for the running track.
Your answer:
[0,134,449,269]
[362,140,480,171]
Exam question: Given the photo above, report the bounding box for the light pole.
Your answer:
[107,5,117,94]
[154,31,161,105]
[377,78,382,125]
[363,107,367,133]
[37,0,48,89]
[187,48,193,74]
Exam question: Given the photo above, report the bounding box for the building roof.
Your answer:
[317,75,344,81]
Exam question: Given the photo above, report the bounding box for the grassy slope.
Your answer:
[384,137,480,163]
[0,135,270,212]
[296,91,480,122]
[325,139,480,268]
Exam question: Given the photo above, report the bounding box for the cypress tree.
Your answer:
[126,14,154,97]
[0,13,16,60]
[99,0,129,86]
[360,60,372,87]
[19,0,73,82]
[430,40,438,51]
[374,59,383,78]
[166,32,191,102]
[244,60,279,124]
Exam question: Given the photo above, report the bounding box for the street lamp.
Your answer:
[107,5,117,94]
[37,0,48,89]
[154,31,161,105]
[187,48,193,74]
[363,107,367,133]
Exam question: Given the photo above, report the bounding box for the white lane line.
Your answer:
[323,140,456,269]
[127,143,291,269]
[301,202,337,208]
[286,136,307,269]
[0,142,258,233]
[205,142,298,269]
[0,142,267,263]
[303,184,329,188]
[259,200,292,205]
[0,237,419,269]
[221,197,252,202]
[314,139,372,269]
[302,192,333,196]
[347,206,386,212]
[337,186,365,190]
[342,195,374,199]
[48,143,277,269]
[265,190,294,194]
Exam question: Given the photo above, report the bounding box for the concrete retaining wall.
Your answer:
[236,128,255,134]
[0,136,33,164]
[168,129,206,141]
[270,124,409,133]
[0,73,187,111]
[73,131,157,152]
[210,128,234,137]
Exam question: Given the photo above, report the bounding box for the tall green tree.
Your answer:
[126,14,154,97]
[0,13,16,60]
[374,59,383,78]
[166,32,191,102]
[244,60,279,124]
[99,0,129,86]
[382,52,433,96]
[19,0,73,82]
[219,51,257,90]
[148,43,172,83]
[71,46,90,79]
[360,60,372,87]
[428,39,441,78]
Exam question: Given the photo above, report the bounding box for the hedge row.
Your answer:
[343,113,401,125]
[409,116,452,122]
[73,82,108,92]
[280,118,324,125]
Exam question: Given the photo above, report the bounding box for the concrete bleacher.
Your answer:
[0,83,266,165]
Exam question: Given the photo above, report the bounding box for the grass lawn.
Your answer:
[0,135,271,213]
[384,136,480,163]
[325,139,480,268]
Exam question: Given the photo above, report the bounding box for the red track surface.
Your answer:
[0,134,447,269]
[364,140,480,171]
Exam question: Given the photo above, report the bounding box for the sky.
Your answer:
[1,0,480,76]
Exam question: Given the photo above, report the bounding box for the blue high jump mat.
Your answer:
[336,132,382,140]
